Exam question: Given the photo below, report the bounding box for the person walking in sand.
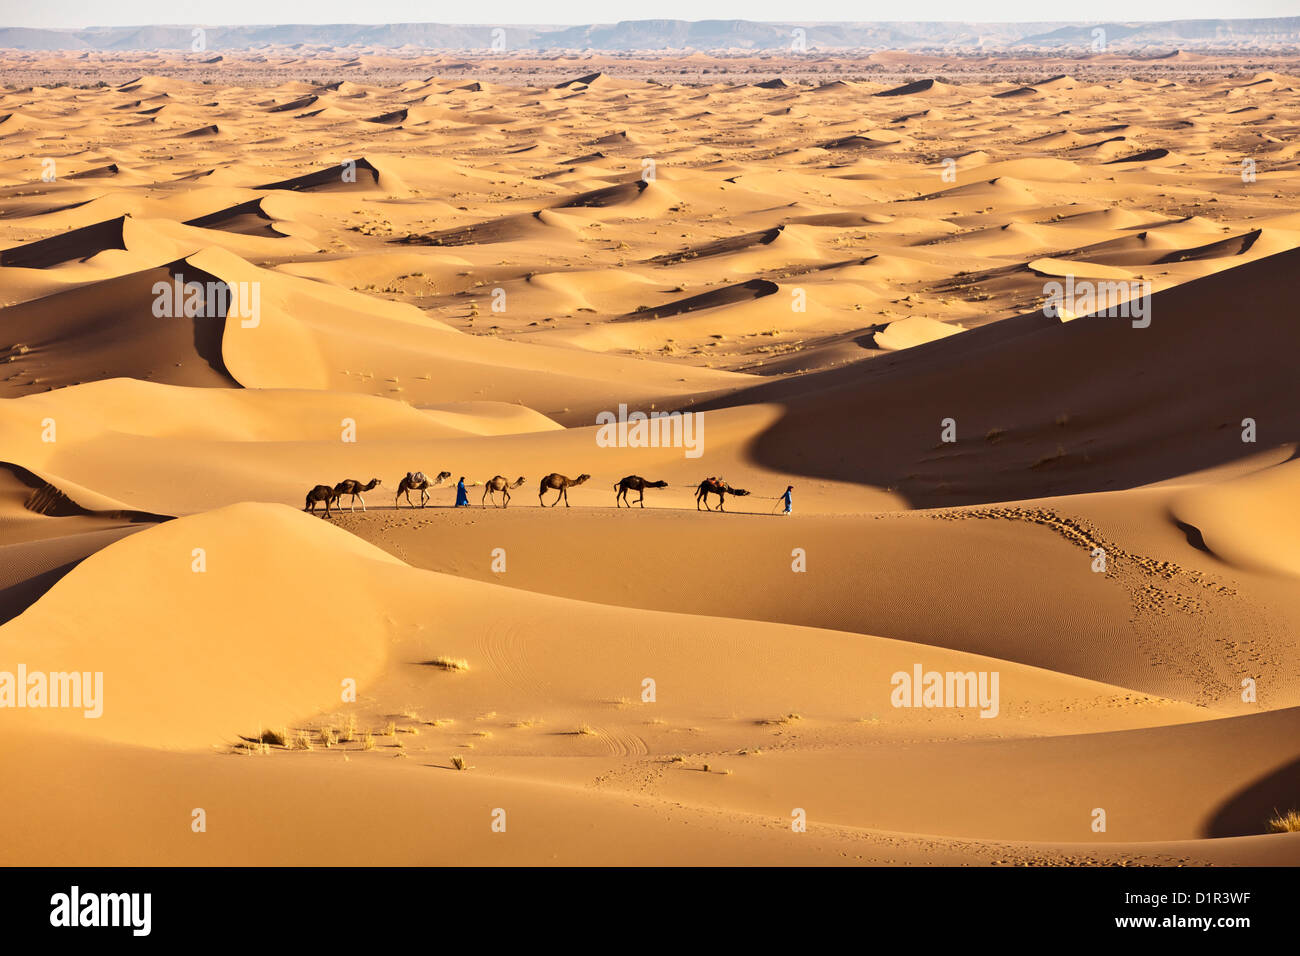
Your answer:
[455,476,470,507]
[781,485,794,515]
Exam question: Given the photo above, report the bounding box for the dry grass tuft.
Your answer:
[1266,808,1300,833]
[338,714,357,743]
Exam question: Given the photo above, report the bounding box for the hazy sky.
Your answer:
[5,1,1299,29]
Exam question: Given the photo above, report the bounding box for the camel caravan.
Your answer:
[303,472,775,516]
[304,477,383,515]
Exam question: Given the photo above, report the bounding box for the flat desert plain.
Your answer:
[1,53,1299,865]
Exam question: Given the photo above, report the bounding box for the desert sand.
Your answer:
[1,52,1298,866]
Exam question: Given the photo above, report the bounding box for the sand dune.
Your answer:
[736,245,1300,507]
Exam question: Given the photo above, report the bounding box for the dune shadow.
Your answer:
[1204,754,1300,837]
[1171,517,1212,554]
[0,558,80,625]
[696,246,1300,509]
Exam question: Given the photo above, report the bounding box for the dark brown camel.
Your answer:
[695,478,750,512]
[482,475,526,508]
[304,484,339,516]
[614,475,668,508]
[333,477,381,512]
[538,473,590,508]
[396,470,451,509]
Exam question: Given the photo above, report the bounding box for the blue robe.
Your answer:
[455,480,470,507]
[781,489,793,513]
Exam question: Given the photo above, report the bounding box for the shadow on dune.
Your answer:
[0,255,237,396]
[256,157,380,191]
[0,557,83,625]
[618,277,779,321]
[0,215,130,268]
[646,225,783,265]
[1171,517,1212,554]
[696,245,1300,508]
[185,197,285,238]
[2,462,172,522]
[0,463,170,623]
[1205,754,1300,837]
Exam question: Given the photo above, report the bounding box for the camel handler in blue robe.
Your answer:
[781,485,793,515]
[455,477,470,507]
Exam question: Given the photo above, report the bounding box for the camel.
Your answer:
[304,484,339,516]
[396,470,451,509]
[695,477,750,512]
[333,477,381,512]
[614,475,668,508]
[538,473,590,508]
[482,475,526,508]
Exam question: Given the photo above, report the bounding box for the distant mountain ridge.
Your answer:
[1,17,1298,52]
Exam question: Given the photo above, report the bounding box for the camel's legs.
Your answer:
[562,487,570,507]
[638,489,645,508]
[358,494,365,512]
[420,489,429,508]
[502,489,510,508]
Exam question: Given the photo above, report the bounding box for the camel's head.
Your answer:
[731,488,751,497]
[648,480,669,488]
[435,471,452,483]
[575,474,591,484]
[514,476,527,486]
